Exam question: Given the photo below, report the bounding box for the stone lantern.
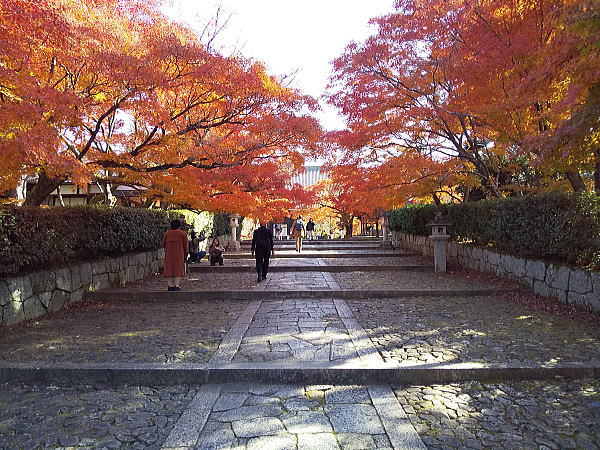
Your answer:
[427,212,451,272]
[380,213,392,249]
[226,213,241,252]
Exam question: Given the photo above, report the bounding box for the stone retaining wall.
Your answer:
[0,249,164,326]
[393,232,600,312]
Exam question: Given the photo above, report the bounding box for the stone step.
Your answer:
[2,362,597,385]
[85,288,513,302]
[240,238,382,244]
[224,252,418,259]
[188,265,432,273]
[241,245,383,250]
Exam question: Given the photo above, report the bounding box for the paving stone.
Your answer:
[212,393,249,412]
[247,434,297,450]
[231,417,285,437]
[216,405,283,422]
[297,432,339,450]
[325,386,371,404]
[282,411,333,433]
[325,404,385,434]
[337,432,377,449]
[196,424,238,449]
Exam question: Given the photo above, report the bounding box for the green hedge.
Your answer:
[0,206,213,276]
[388,192,600,269]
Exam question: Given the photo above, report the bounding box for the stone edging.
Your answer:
[393,232,600,312]
[0,249,164,326]
[1,362,598,385]
[84,288,512,302]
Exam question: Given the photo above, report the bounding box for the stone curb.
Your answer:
[188,265,433,273]
[241,246,383,251]
[2,362,598,385]
[84,288,513,302]
[224,253,419,259]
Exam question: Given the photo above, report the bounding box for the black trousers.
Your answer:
[255,252,270,277]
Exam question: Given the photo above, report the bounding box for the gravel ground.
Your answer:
[1,299,247,364]
[394,378,600,449]
[0,382,197,449]
[333,270,495,290]
[347,296,600,367]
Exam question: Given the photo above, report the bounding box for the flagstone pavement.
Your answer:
[1,238,599,449]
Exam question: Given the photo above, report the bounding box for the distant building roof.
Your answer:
[290,165,328,188]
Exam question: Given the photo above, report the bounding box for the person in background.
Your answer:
[291,215,304,252]
[163,219,188,291]
[188,231,207,263]
[208,237,225,266]
[274,222,282,240]
[251,221,275,283]
[306,218,315,241]
[179,214,191,232]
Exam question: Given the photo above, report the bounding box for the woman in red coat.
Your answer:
[162,219,189,291]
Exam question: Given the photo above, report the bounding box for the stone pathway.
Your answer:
[2,237,599,449]
[179,383,424,450]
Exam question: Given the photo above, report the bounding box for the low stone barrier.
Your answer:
[0,249,164,326]
[393,232,600,312]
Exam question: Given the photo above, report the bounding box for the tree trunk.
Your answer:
[23,171,64,206]
[375,220,379,238]
[565,170,587,192]
[595,150,600,193]
[432,192,441,205]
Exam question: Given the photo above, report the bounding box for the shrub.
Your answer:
[388,192,600,269]
[0,206,204,276]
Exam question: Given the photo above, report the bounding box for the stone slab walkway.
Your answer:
[163,383,424,450]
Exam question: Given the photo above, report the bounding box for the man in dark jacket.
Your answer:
[251,221,275,283]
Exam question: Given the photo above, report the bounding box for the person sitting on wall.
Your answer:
[188,231,207,263]
[208,237,225,266]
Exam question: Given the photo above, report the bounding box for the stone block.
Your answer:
[54,267,72,292]
[487,251,501,266]
[39,291,52,308]
[70,266,81,291]
[506,256,526,278]
[0,280,11,306]
[533,279,550,298]
[545,264,570,291]
[567,291,597,311]
[7,276,33,303]
[520,276,534,289]
[29,270,56,295]
[471,246,483,260]
[23,295,47,321]
[107,257,119,273]
[91,273,109,291]
[569,269,593,294]
[92,260,106,276]
[49,289,70,313]
[70,289,84,305]
[80,263,92,288]
[2,301,25,325]
[548,287,567,303]
[126,266,137,283]
[592,272,600,295]
[108,271,121,286]
[447,243,458,258]
[525,260,546,281]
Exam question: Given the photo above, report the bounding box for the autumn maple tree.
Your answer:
[0,0,322,214]
[328,0,600,199]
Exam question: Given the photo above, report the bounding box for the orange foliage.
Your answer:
[0,0,323,214]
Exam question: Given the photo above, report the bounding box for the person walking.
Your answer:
[274,223,282,240]
[306,218,315,241]
[163,219,188,291]
[291,215,304,252]
[251,221,275,283]
[208,238,225,266]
